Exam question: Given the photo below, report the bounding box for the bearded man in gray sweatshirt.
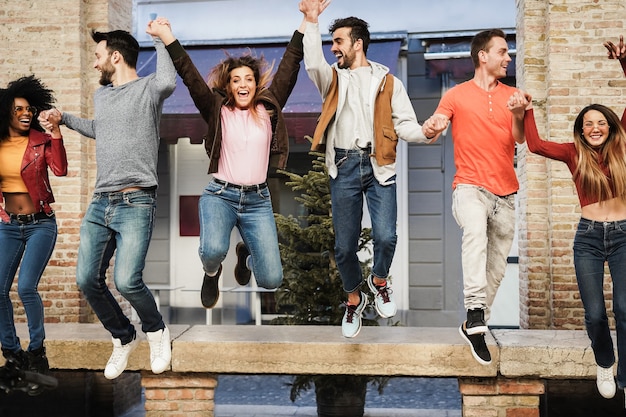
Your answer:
[41,19,176,379]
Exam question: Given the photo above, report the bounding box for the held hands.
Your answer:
[146,17,176,45]
[299,0,331,23]
[38,108,62,138]
[603,35,626,60]
[422,114,449,140]
[507,90,532,118]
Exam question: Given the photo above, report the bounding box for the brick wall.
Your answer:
[516,0,626,329]
[142,373,217,417]
[459,377,544,417]
[0,0,132,324]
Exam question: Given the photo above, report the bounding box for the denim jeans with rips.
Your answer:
[76,189,164,344]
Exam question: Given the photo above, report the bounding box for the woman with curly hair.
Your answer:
[151,16,306,308]
[509,35,626,401]
[0,75,67,379]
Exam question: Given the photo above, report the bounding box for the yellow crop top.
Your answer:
[0,136,28,192]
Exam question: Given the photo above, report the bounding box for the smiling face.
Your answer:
[331,27,358,70]
[481,36,511,79]
[228,66,257,109]
[581,109,610,147]
[93,40,115,86]
[9,97,35,136]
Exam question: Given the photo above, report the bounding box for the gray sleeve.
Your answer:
[61,112,96,139]
[152,37,176,99]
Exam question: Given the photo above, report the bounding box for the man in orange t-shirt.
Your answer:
[423,29,526,366]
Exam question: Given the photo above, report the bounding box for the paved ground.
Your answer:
[121,375,462,417]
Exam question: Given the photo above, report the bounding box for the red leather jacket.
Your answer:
[0,129,68,222]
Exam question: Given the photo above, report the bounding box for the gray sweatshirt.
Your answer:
[63,38,176,193]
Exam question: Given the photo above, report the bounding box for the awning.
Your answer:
[137,39,403,144]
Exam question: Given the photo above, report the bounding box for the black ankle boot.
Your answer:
[2,348,28,369]
[25,346,49,374]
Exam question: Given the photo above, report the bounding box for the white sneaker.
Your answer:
[367,275,396,318]
[341,292,368,338]
[596,364,616,399]
[146,326,171,374]
[104,334,138,380]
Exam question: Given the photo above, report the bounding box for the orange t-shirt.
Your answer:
[435,80,519,196]
[0,137,27,192]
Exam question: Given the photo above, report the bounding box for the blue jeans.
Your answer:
[574,218,626,388]
[76,189,164,343]
[0,216,57,352]
[198,180,282,289]
[330,148,397,293]
[452,184,516,316]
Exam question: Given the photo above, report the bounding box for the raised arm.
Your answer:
[604,35,626,128]
[145,18,176,99]
[152,18,219,124]
[267,25,305,108]
[300,0,333,97]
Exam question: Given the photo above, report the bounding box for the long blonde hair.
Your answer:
[573,104,626,203]
[207,52,275,122]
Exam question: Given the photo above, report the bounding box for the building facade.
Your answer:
[1,0,624,331]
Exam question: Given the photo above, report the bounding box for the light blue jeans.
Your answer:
[76,189,164,343]
[574,218,626,388]
[0,216,57,352]
[452,184,516,315]
[198,180,283,289]
[330,148,397,293]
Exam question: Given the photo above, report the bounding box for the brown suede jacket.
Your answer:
[311,69,397,166]
[165,31,304,174]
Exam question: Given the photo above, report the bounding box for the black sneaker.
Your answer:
[459,321,492,365]
[201,264,222,308]
[234,242,251,286]
[465,308,488,335]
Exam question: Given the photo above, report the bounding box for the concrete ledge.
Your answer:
[171,325,498,377]
[493,329,598,379]
[6,323,602,380]
[6,323,190,371]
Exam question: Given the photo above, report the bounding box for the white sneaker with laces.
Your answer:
[146,326,171,374]
[341,292,368,338]
[367,275,396,318]
[596,364,616,399]
[104,334,139,380]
